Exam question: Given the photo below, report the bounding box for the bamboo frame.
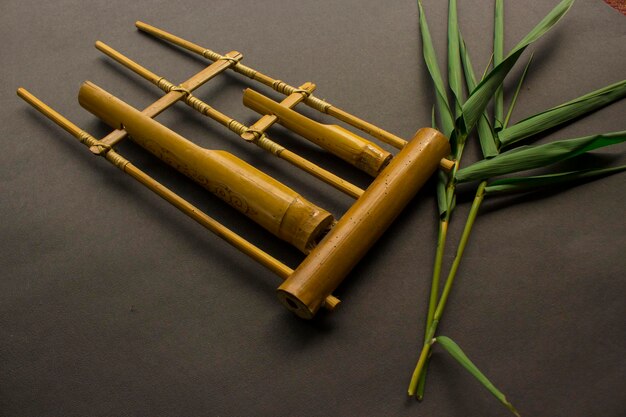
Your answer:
[95,41,364,198]
[135,21,409,150]
[16,87,340,311]
[94,50,242,152]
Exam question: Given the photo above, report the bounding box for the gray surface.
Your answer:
[1,1,625,416]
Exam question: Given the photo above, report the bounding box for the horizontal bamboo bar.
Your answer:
[95,42,364,199]
[16,87,340,311]
[135,21,408,149]
[79,81,334,253]
[278,128,450,319]
[94,46,242,151]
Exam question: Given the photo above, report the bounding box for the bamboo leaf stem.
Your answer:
[409,180,486,396]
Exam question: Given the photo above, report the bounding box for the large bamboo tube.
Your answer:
[78,81,334,253]
[277,128,450,319]
[243,88,392,176]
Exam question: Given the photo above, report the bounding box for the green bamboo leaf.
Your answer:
[436,170,449,217]
[459,31,499,158]
[498,79,626,147]
[481,53,495,82]
[458,33,477,90]
[456,131,626,183]
[484,165,626,194]
[448,0,463,115]
[494,0,505,129]
[419,0,455,137]
[436,336,520,417]
[459,0,575,136]
[503,53,534,129]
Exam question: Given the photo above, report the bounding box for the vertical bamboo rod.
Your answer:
[95,41,364,198]
[16,87,341,311]
[134,21,409,150]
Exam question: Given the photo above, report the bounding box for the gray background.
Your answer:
[1,1,625,416]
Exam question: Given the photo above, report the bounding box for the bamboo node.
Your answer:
[256,136,285,156]
[234,63,257,79]
[306,95,331,113]
[78,131,97,147]
[201,49,221,62]
[156,77,175,93]
[106,150,129,169]
[228,120,248,136]
[185,94,209,114]
[272,80,291,95]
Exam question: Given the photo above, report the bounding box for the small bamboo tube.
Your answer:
[16,87,341,311]
[134,21,408,149]
[243,89,392,176]
[79,82,335,253]
[94,47,243,151]
[277,128,450,319]
[95,42,363,198]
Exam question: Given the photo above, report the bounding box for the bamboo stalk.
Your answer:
[95,41,364,199]
[16,87,341,311]
[413,136,466,399]
[408,180,486,395]
[135,21,409,150]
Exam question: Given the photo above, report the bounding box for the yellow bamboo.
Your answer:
[16,87,341,311]
[278,128,450,319]
[78,81,334,253]
[243,88,392,176]
[134,21,409,149]
[95,41,364,199]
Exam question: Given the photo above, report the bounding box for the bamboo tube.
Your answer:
[277,128,450,319]
[134,21,409,149]
[78,81,334,253]
[93,48,243,152]
[95,41,364,199]
[243,89,392,176]
[17,87,341,311]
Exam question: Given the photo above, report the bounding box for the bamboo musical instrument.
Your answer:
[19,22,455,319]
[79,81,334,253]
[16,87,341,310]
[94,41,364,199]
